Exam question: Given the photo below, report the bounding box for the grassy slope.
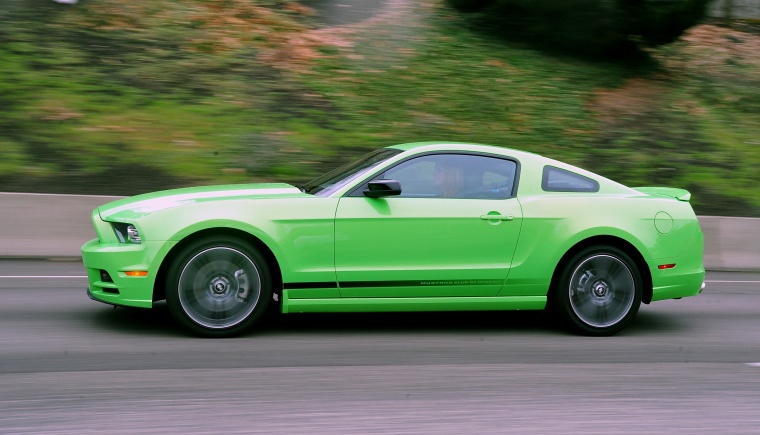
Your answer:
[0,0,759,216]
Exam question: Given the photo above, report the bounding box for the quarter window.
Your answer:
[542,166,599,192]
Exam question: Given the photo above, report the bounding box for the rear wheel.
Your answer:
[166,236,271,337]
[556,245,642,336]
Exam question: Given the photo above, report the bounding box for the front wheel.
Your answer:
[556,246,642,336]
[166,236,272,337]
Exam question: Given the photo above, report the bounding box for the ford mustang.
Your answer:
[81,142,705,336]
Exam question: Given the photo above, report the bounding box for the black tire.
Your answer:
[166,236,272,337]
[556,245,642,336]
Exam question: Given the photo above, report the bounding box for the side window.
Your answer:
[542,166,599,192]
[366,154,517,199]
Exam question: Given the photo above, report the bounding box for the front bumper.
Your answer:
[81,238,174,309]
[87,286,134,308]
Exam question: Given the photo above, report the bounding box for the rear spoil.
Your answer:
[634,187,691,202]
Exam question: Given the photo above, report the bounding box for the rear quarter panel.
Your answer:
[499,156,700,298]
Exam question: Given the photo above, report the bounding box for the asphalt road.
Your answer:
[1,261,759,434]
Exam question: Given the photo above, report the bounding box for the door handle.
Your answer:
[480,213,514,221]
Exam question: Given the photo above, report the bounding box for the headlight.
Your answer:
[112,223,142,244]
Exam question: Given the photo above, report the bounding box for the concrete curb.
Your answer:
[1,193,758,271]
[698,216,760,271]
[0,192,121,259]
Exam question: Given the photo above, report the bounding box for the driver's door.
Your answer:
[334,153,523,298]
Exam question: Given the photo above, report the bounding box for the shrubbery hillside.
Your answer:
[1,0,759,216]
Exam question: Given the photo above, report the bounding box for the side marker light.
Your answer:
[658,264,676,270]
[125,271,148,277]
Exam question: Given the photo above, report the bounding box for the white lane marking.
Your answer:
[747,363,760,367]
[705,280,760,284]
[0,192,123,198]
[3,277,756,282]
[0,276,87,279]
[2,277,756,282]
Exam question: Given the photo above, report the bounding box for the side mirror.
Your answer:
[364,180,402,198]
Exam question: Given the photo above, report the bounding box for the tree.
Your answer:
[448,0,711,52]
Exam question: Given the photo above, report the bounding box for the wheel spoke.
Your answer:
[596,304,608,324]
[608,270,633,292]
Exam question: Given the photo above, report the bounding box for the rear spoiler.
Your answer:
[633,187,691,202]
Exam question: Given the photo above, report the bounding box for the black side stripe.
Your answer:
[283,282,338,290]
[284,279,503,290]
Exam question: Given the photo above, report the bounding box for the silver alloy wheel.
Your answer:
[568,254,635,328]
[177,247,261,329]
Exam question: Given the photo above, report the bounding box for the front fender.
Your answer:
[138,197,339,285]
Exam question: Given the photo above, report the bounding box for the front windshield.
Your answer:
[302,148,402,196]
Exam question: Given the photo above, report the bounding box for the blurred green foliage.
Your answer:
[0,0,759,216]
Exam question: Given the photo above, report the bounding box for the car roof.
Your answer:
[387,142,541,160]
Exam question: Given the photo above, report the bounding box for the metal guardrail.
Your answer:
[1,193,758,271]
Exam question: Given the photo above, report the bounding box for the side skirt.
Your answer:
[281,292,546,314]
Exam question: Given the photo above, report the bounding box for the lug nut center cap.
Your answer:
[593,283,608,297]
[210,277,230,294]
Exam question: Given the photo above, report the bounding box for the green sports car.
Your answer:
[81,142,704,337]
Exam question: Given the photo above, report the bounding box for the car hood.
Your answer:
[98,183,304,221]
